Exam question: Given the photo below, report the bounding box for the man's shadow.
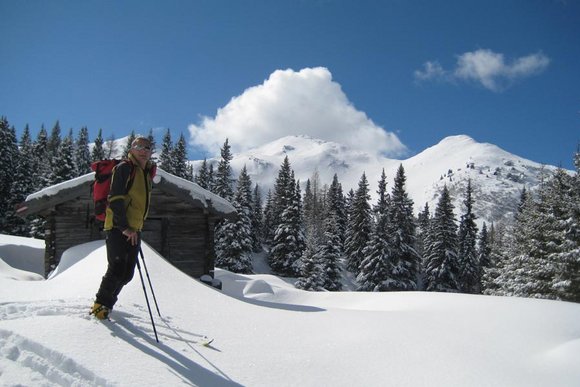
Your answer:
[107,312,242,387]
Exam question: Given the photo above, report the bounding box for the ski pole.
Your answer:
[135,256,159,343]
[139,247,161,317]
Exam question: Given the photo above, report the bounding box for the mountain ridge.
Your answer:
[192,134,563,226]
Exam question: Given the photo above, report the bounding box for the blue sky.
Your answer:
[1,0,579,168]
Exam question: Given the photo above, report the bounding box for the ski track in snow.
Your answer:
[0,329,112,387]
[0,299,215,386]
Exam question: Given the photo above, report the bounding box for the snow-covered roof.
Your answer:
[18,168,236,219]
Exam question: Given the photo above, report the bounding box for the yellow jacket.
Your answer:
[104,153,154,232]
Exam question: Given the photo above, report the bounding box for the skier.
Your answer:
[91,136,156,320]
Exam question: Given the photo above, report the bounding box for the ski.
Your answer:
[195,336,214,347]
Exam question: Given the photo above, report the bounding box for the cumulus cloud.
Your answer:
[415,49,550,91]
[189,67,407,157]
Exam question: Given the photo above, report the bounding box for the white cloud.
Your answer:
[414,61,446,81]
[188,67,407,157]
[415,49,550,91]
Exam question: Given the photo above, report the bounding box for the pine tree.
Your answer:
[6,126,36,235]
[0,117,19,232]
[49,129,76,185]
[32,125,50,191]
[303,170,324,243]
[195,159,211,189]
[417,203,431,262]
[424,185,460,292]
[477,223,492,273]
[75,126,91,175]
[482,222,509,294]
[344,172,373,274]
[213,139,234,200]
[171,133,189,179]
[327,174,347,246]
[47,120,61,157]
[553,149,580,302]
[457,179,480,293]
[387,164,420,291]
[251,184,264,252]
[374,169,389,217]
[215,166,254,273]
[159,129,173,173]
[122,131,136,159]
[295,229,326,291]
[493,177,564,300]
[91,129,105,161]
[262,190,275,245]
[270,156,293,235]
[269,161,305,276]
[357,210,393,291]
[317,213,343,291]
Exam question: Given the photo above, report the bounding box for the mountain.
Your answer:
[192,134,561,225]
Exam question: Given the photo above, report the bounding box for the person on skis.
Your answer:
[91,136,155,320]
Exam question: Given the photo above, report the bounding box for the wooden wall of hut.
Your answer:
[146,189,216,278]
[43,185,216,279]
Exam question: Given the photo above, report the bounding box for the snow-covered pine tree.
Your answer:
[171,133,189,179]
[251,184,264,252]
[417,203,431,263]
[374,169,389,218]
[482,221,511,295]
[387,164,420,291]
[295,229,326,291]
[262,189,275,246]
[47,121,61,158]
[6,126,36,235]
[317,212,343,291]
[357,209,393,291]
[269,161,305,277]
[553,150,580,302]
[536,167,578,301]
[91,128,105,162]
[195,159,211,189]
[0,117,19,233]
[158,129,174,174]
[477,222,492,275]
[49,129,76,185]
[493,177,564,300]
[424,185,460,292]
[122,131,136,159]
[270,156,293,236]
[29,126,51,238]
[214,166,254,273]
[213,139,234,201]
[344,172,373,275]
[457,179,480,293]
[303,170,325,243]
[327,174,347,246]
[75,126,91,175]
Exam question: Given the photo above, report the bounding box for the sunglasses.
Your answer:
[132,144,152,151]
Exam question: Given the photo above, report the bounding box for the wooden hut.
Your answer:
[16,169,237,278]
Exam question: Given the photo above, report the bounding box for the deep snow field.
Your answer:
[1,234,579,386]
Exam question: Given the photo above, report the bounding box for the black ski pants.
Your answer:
[95,228,140,309]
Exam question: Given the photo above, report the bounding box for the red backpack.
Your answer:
[91,160,131,222]
[90,159,157,222]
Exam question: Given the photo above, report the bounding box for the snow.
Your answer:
[1,234,580,386]
[23,168,236,218]
[200,134,565,226]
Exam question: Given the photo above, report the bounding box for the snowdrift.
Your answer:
[1,236,579,386]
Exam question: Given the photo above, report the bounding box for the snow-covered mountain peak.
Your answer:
[193,134,563,225]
